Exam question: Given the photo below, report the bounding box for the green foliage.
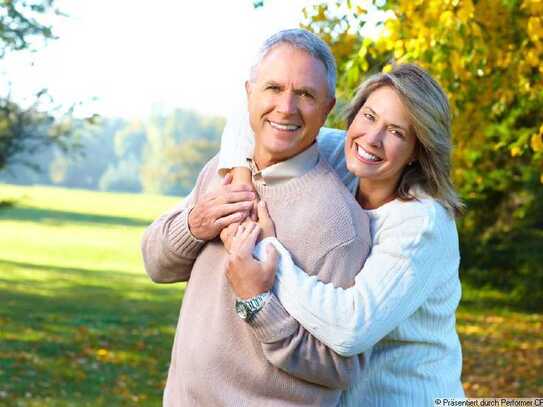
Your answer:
[0,94,79,172]
[0,0,57,57]
[139,110,224,196]
[1,109,224,198]
[0,0,84,174]
[302,0,543,306]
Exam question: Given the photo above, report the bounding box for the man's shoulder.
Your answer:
[195,153,221,189]
[293,157,369,244]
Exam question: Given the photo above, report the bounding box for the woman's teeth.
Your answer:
[357,145,382,162]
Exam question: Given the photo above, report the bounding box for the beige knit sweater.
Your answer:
[141,154,371,406]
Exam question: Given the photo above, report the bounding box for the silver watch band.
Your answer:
[235,291,271,321]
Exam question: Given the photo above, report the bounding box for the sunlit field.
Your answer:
[0,184,541,405]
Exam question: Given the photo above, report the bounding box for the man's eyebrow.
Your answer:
[295,86,318,95]
[263,80,282,88]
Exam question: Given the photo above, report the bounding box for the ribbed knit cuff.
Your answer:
[249,293,298,343]
[166,207,205,258]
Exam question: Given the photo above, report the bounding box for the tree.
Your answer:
[0,92,77,172]
[301,0,543,306]
[0,0,81,174]
[139,109,223,196]
[0,0,57,57]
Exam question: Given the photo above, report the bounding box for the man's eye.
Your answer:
[266,85,280,91]
[301,91,314,99]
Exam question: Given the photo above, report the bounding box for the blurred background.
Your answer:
[0,0,541,405]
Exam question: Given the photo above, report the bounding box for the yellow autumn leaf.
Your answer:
[511,146,522,157]
[532,131,543,152]
[527,16,543,41]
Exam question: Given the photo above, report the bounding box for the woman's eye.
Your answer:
[390,129,404,138]
[363,113,375,121]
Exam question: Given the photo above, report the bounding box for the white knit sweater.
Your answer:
[219,114,465,405]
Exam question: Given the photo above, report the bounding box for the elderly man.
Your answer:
[141,29,370,406]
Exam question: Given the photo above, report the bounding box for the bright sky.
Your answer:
[1,0,385,119]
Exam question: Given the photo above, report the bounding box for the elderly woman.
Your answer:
[219,63,465,406]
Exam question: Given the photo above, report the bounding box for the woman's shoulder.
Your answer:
[369,195,457,244]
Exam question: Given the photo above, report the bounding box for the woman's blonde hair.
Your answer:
[345,63,464,216]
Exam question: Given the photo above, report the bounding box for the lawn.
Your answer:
[0,184,541,406]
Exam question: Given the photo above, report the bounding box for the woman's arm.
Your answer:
[218,106,254,175]
[217,97,358,192]
[253,201,460,356]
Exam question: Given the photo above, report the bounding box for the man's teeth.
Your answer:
[357,145,381,161]
[269,121,300,131]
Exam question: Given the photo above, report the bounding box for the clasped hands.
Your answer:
[187,174,278,300]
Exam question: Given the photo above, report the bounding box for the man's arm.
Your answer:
[141,156,256,283]
[226,223,368,389]
[141,192,204,283]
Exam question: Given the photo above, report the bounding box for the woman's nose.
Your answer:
[365,125,384,147]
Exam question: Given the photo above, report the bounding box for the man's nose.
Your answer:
[276,92,297,115]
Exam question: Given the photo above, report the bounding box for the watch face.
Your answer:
[235,300,248,320]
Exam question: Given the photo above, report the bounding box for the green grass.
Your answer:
[0,184,541,405]
[0,184,182,406]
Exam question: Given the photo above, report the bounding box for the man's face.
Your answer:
[246,44,335,168]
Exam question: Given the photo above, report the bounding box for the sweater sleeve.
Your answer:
[247,238,370,390]
[141,158,218,283]
[254,201,459,356]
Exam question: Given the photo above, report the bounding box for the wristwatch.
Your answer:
[235,291,271,322]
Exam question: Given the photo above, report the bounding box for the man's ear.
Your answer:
[245,80,253,98]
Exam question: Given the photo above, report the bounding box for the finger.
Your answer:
[215,212,245,229]
[214,201,254,218]
[226,222,239,238]
[220,190,256,204]
[222,173,233,186]
[257,200,270,221]
[263,245,279,274]
[242,223,261,250]
[240,221,257,239]
[223,183,255,193]
[250,200,258,221]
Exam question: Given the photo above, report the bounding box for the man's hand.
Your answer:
[225,221,278,299]
[188,174,256,241]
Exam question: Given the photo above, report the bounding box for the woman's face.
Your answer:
[345,86,417,189]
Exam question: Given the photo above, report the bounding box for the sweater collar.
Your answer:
[249,143,319,186]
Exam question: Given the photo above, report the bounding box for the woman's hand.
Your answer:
[221,200,276,252]
[256,200,275,240]
[225,221,278,299]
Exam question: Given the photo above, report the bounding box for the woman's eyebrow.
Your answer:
[364,105,408,132]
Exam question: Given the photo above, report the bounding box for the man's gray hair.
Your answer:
[249,28,336,99]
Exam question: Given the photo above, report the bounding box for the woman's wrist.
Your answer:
[229,167,253,188]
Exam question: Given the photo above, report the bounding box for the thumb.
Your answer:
[263,244,279,274]
[257,200,270,221]
[222,173,233,185]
